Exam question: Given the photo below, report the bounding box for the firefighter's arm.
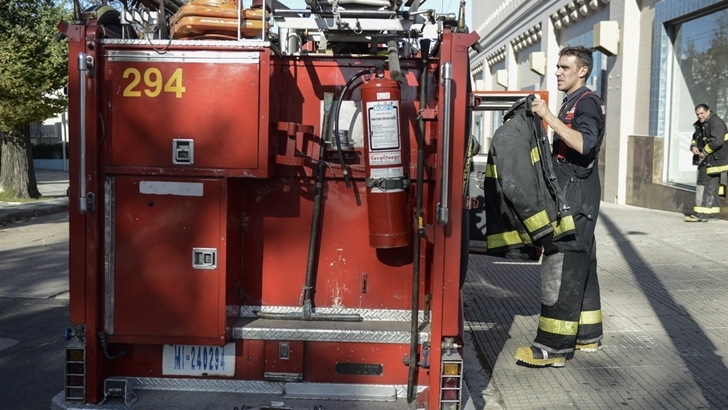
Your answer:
[495,137,553,241]
[531,98,584,155]
[704,121,728,155]
[691,125,703,156]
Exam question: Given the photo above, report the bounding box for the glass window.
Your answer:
[667,9,728,186]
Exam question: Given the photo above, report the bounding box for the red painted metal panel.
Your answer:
[62,21,87,328]
[111,176,226,345]
[426,29,479,407]
[105,343,164,377]
[238,178,416,310]
[239,340,265,379]
[101,50,262,170]
[82,25,105,404]
[264,341,304,375]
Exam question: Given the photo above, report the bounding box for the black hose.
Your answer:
[98,331,126,360]
[334,69,372,188]
[407,38,430,404]
[387,40,403,82]
[304,95,334,309]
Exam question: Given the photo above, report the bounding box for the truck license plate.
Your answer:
[162,343,235,377]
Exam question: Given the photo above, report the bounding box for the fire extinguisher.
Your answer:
[360,69,410,249]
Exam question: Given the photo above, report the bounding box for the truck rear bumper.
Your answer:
[51,380,478,409]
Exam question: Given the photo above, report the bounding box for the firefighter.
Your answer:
[685,104,728,222]
[513,45,606,368]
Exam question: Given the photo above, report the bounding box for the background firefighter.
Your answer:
[685,104,728,222]
[515,45,607,367]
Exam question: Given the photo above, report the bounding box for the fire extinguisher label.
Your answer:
[369,150,402,166]
[369,167,404,179]
[366,100,400,151]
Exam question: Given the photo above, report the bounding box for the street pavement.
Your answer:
[0,211,69,410]
[4,169,728,409]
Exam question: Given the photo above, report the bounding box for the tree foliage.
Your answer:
[0,0,70,129]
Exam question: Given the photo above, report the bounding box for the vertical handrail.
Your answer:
[237,0,242,41]
[77,52,87,215]
[436,62,452,225]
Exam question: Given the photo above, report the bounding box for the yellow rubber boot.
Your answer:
[514,346,566,368]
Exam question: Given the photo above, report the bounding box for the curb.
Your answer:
[0,200,69,225]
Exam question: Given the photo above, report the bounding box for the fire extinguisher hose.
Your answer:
[334,69,373,188]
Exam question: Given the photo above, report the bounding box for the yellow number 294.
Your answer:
[123,67,186,99]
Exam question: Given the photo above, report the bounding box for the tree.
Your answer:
[0,0,69,199]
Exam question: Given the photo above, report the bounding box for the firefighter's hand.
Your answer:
[538,233,558,255]
[691,146,700,156]
[531,98,551,119]
[699,151,706,158]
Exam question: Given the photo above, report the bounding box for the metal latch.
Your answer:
[192,248,217,269]
[173,139,194,164]
[279,342,290,360]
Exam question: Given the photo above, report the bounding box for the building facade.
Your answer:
[469,0,728,217]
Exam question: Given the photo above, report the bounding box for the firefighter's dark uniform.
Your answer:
[531,86,607,358]
[483,97,577,254]
[690,113,728,220]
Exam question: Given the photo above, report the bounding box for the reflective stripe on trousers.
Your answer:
[533,238,602,353]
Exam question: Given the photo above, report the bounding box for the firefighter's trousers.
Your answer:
[695,163,720,218]
[533,237,602,354]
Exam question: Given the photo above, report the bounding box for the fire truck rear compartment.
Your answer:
[59,0,476,399]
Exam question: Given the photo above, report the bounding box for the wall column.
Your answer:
[603,0,640,204]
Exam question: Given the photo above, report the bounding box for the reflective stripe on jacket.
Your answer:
[693,113,728,175]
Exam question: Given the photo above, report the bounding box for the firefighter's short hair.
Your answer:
[560,46,594,78]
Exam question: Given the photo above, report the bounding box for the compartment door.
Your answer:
[108,176,226,345]
[103,50,262,169]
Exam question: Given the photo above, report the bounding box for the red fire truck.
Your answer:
[54,1,479,408]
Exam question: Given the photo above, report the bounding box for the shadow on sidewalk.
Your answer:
[600,213,728,408]
[463,254,541,396]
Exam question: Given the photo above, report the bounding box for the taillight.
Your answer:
[440,350,463,410]
[65,343,86,401]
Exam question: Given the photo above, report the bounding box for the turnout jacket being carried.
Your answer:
[692,112,728,175]
[484,95,577,253]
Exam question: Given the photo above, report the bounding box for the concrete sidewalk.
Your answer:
[464,202,728,409]
[0,169,69,224]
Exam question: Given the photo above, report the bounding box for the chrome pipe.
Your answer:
[437,62,452,226]
[77,52,87,215]
[273,9,397,17]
